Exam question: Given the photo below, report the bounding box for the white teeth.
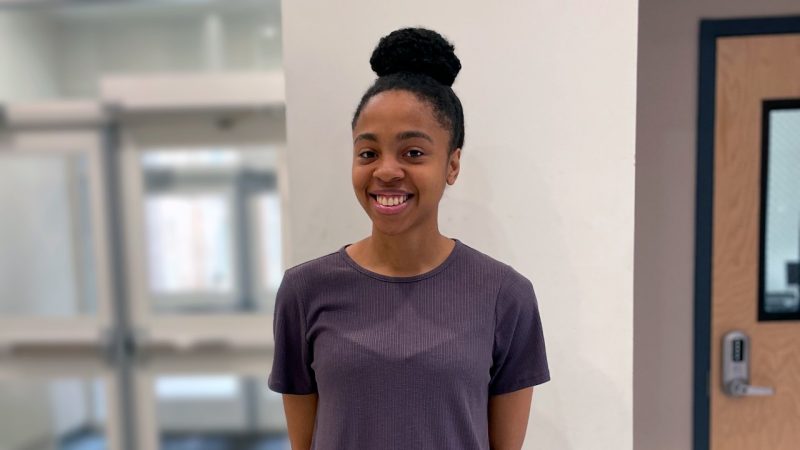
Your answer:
[376,195,409,206]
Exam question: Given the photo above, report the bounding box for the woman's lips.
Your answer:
[370,194,412,215]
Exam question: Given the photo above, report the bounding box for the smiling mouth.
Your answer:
[368,193,414,202]
[368,193,414,212]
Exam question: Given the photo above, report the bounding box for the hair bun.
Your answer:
[369,28,461,87]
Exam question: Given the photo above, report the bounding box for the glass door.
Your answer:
[117,109,290,450]
[0,100,290,450]
[0,103,124,450]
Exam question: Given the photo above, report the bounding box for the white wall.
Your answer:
[53,6,283,98]
[0,11,58,102]
[0,1,282,101]
[281,1,637,448]
[635,1,800,449]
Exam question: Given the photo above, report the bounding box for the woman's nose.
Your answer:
[373,157,404,182]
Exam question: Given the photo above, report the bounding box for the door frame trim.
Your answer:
[694,15,800,450]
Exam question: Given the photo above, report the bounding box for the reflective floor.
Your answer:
[161,433,291,450]
[61,429,290,450]
[1,376,289,450]
[61,428,105,450]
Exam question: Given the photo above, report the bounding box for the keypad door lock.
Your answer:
[722,330,775,397]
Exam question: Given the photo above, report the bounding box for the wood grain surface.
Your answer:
[711,34,800,450]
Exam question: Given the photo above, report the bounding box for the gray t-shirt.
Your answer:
[268,238,550,449]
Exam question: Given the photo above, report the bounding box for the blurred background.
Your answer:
[2,0,797,448]
[0,0,289,449]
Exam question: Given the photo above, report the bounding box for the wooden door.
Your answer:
[707,31,800,449]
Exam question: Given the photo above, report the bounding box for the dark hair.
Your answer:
[351,27,465,153]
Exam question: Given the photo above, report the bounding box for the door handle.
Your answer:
[725,380,774,397]
[722,330,775,397]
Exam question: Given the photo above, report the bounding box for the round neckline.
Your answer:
[338,238,462,283]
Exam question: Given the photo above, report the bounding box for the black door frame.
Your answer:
[694,15,800,450]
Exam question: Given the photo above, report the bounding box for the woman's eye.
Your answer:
[358,150,376,159]
[406,149,424,158]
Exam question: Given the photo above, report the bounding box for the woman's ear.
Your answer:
[447,148,461,185]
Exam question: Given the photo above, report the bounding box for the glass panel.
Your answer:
[0,152,98,317]
[762,105,800,318]
[141,148,281,315]
[254,193,282,314]
[0,0,282,102]
[146,193,235,295]
[0,377,108,450]
[154,374,288,450]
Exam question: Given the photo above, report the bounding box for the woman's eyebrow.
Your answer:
[396,130,433,143]
[354,130,434,144]
[354,132,379,144]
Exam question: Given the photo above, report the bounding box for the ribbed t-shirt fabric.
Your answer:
[268,238,550,450]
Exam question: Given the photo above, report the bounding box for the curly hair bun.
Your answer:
[369,27,461,87]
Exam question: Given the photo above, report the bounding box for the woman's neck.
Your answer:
[347,231,455,277]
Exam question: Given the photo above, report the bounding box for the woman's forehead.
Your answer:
[354,90,446,137]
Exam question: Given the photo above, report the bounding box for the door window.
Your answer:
[760,101,800,320]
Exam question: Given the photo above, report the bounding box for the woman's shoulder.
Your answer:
[281,246,346,285]
[455,240,531,286]
[458,243,539,315]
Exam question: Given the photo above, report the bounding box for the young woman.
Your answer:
[269,27,550,450]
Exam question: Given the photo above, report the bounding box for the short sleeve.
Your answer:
[489,271,550,395]
[268,273,318,394]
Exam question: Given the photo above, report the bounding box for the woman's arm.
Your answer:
[488,387,534,450]
[282,393,319,450]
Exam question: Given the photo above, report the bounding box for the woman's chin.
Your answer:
[370,220,413,237]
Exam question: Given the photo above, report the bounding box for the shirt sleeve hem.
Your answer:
[268,381,318,395]
[489,371,551,396]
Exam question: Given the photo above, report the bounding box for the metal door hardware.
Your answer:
[722,330,775,397]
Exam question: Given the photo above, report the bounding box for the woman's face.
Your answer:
[352,89,461,237]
